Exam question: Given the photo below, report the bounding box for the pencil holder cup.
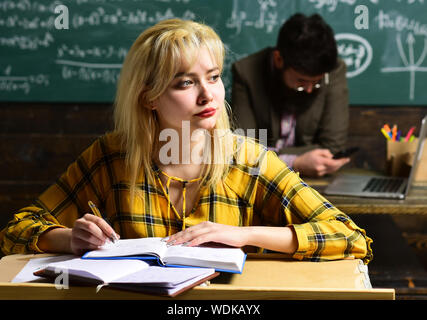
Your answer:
[386,138,427,181]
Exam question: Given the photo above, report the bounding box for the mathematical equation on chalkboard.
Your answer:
[1,0,426,105]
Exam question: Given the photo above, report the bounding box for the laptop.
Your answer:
[324,115,427,199]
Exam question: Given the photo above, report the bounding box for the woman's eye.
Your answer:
[210,74,220,82]
[178,79,193,88]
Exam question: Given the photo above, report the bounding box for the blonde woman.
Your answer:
[0,19,372,263]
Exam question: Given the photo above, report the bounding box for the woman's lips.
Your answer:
[195,107,216,118]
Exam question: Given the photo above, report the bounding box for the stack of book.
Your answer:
[32,237,247,297]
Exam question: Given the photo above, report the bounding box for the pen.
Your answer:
[381,128,391,140]
[391,125,397,141]
[405,126,416,142]
[88,201,119,243]
[383,124,393,139]
[383,124,391,133]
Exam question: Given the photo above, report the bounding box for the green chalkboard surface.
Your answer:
[1,0,427,105]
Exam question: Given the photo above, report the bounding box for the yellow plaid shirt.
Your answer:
[0,133,372,263]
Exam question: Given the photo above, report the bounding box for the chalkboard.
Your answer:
[1,0,427,105]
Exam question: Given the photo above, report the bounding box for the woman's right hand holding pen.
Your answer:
[38,213,120,256]
[70,213,120,255]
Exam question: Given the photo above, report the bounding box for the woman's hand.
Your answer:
[70,214,119,255]
[38,214,120,255]
[166,221,249,248]
[165,221,298,254]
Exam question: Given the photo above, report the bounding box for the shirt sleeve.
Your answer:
[255,150,373,264]
[0,135,113,255]
[277,154,297,168]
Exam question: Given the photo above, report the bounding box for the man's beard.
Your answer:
[271,69,319,115]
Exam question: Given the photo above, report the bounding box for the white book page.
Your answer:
[112,266,215,286]
[84,237,168,259]
[12,255,76,283]
[110,271,214,296]
[164,245,245,271]
[47,258,150,283]
[165,271,213,295]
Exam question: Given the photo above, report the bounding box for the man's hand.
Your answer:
[292,148,350,177]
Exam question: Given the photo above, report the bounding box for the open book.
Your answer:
[34,257,218,297]
[82,237,247,274]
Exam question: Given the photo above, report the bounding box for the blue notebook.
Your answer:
[82,237,246,274]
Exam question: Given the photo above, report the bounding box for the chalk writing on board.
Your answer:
[376,9,427,37]
[226,0,278,35]
[377,9,427,100]
[0,14,55,29]
[308,0,425,13]
[0,32,54,50]
[0,65,49,94]
[57,44,128,61]
[381,32,427,100]
[308,0,380,13]
[56,60,121,84]
[336,33,373,78]
[70,7,196,28]
[0,0,59,13]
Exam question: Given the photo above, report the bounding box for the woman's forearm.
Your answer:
[37,228,72,253]
[166,221,299,254]
[244,226,298,254]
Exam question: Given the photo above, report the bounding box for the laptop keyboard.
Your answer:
[362,177,405,193]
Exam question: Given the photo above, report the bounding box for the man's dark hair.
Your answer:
[276,13,338,76]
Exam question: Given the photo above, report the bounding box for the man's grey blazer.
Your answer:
[231,47,349,155]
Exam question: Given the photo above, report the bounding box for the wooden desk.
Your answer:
[0,253,394,300]
[306,170,427,299]
[324,186,427,215]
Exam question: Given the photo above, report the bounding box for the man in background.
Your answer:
[231,13,350,177]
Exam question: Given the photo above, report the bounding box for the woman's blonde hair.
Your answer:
[114,18,236,201]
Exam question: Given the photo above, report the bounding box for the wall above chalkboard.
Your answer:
[1,0,427,105]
